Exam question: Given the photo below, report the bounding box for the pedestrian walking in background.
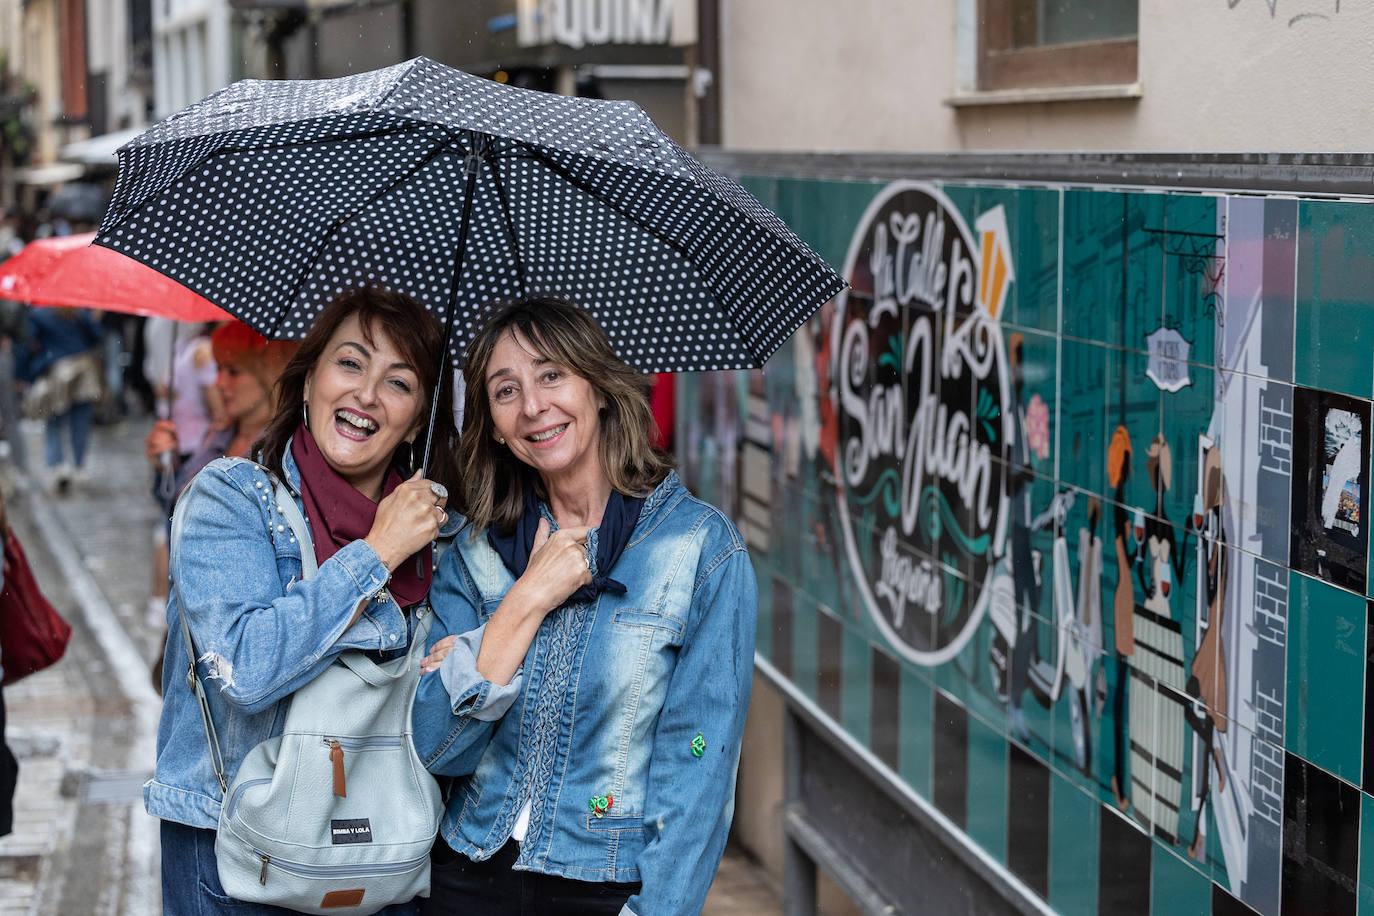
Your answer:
[147,286,458,913]
[143,320,297,685]
[159,321,223,467]
[17,307,103,495]
[414,297,758,916]
[145,320,221,619]
[145,320,297,506]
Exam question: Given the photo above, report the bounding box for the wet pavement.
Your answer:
[0,416,780,915]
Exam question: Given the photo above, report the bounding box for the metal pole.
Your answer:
[419,147,483,476]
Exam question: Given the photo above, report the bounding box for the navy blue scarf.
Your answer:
[487,486,644,605]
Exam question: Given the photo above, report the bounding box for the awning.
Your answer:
[59,126,147,166]
[14,162,85,186]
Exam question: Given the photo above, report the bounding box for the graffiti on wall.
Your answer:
[680,181,1374,915]
[1226,0,1344,27]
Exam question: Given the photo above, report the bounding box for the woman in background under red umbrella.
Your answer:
[144,321,297,685]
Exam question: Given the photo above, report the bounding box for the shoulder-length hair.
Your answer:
[256,286,460,496]
[460,295,674,535]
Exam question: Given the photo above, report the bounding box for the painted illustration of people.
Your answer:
[1005,333,1040,742]
[1065,495,1106,774]
[1107,425,1135,810]
[1185,443,1229,861]
[1130,435,1192,844]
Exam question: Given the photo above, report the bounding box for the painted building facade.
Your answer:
[679,164,1374,915]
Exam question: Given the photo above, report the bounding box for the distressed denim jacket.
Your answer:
[412,472,758,916]
[145,448,438,829]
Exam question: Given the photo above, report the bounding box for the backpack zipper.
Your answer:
[254,848,430,885]
[322,736,404,798]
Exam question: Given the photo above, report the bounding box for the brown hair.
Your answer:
[460,295,674,535]
[256,286,459,495]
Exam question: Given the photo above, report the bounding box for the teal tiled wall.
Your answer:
[679,177,1374,915]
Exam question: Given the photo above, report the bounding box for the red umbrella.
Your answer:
[0,232,230,321]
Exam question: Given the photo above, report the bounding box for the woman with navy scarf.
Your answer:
[413,296,758,916]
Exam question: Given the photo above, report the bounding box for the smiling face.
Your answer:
[486,329,606,492]
[216,360,271,426]
[303,313,425,499]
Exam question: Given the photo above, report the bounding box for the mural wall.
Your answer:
[678,176,1374,916]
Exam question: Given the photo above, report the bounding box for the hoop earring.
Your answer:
[302,402,309,428]
[396,440,415,476]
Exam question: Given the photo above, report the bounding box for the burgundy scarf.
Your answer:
[290,425,431,608]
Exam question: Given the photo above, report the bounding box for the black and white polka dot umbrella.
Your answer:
[94,56,845,374]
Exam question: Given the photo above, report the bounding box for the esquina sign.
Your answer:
[826,182,1016,665]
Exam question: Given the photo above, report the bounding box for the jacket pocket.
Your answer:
[611,608,684,640]
[585,811,644,833]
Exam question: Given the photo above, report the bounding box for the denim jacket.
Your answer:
[412,472,758,916]
[146,448,438,829]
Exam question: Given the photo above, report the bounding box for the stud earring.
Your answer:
[497,436,506,445]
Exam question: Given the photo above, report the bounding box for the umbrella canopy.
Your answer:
[93,57,844,373]
[0,232,231,321]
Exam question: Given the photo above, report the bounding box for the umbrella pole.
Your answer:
[419,152,482,477]
[156,323,179,501]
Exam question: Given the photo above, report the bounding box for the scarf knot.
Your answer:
[487,485,642,605]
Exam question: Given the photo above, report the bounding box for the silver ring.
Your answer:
[429,482,448,501]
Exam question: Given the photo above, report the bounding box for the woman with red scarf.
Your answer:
[144,287,460,914]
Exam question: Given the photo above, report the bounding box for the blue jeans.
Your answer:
[160,821,421,916]
[43,402,92,469]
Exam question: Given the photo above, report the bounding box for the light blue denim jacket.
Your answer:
[145,448,436,829]
[413,472,757,916]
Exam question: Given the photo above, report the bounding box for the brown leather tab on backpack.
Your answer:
[320,888,366,908]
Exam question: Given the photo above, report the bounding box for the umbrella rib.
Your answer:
[106,124,431,232]
[488,154,528,295]
[521,146,699,267]
[272,132,466,337]
[208,122,434,159]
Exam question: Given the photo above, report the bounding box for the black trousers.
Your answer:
[422,839,640,916]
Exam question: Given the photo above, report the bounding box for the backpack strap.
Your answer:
[171,467,314,797]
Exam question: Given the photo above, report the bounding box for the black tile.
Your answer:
[1006,743,1050,899]
[770,573,792,679]
[1281,752,1358,916]
[1098,807,1151,916]
[1365,601,1374,796]
[1212,883,1261,916]
[870,646,900,772]
[932,691,968,830]
[816,608,842,721]
[1289,387,1370,593]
